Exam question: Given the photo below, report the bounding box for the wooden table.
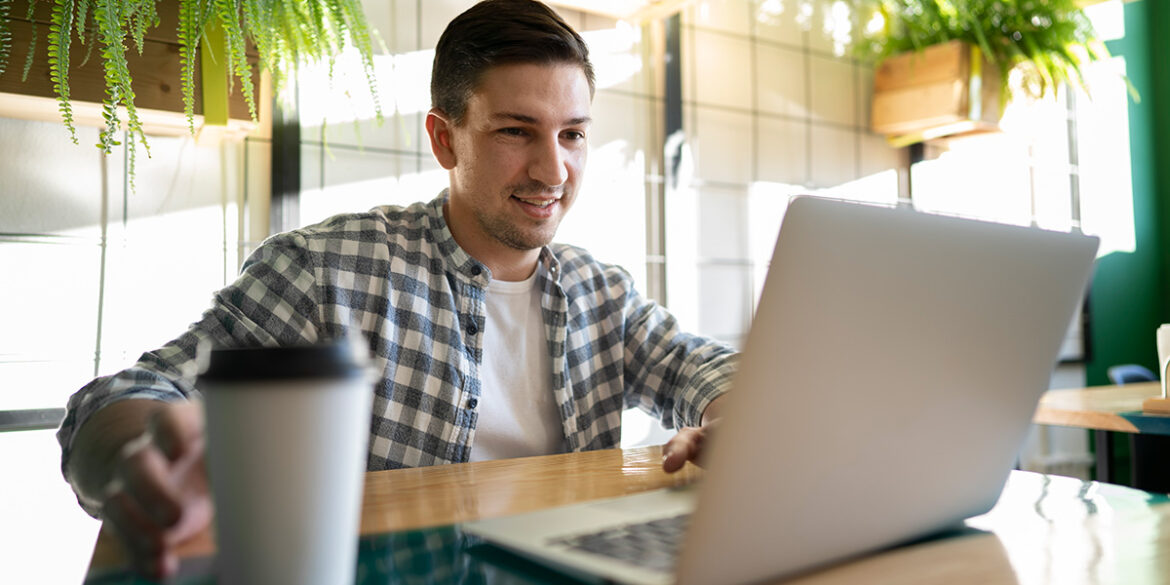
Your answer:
[84,445,1170,584]
[1035,381,1170,434]
[1034,381,1170,485]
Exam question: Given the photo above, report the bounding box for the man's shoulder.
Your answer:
[260,200,436,251]
[299,201,433,240]
[243,200,442,273]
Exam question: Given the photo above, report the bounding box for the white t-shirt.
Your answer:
[469,270,564,461]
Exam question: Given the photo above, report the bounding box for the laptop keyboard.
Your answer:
[547,513,691,573]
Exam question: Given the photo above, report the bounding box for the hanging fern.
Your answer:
[77,20,97,67]
[169,0,383,130]
[1,0,383,187]
[0,0,11,77]
[74,0,91,44]
[93,0,147,156]
[0,0,12,77]
[20,0,35,81]
[47,0,76,143]
[176,0,201,134]
[214,0,255,121]
[125,0,156,56]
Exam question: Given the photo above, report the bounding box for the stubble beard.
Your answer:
[478,182,567,251]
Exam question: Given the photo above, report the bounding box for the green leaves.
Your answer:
[2,0,382,192]
[176,0,383,130]
[0,0,12,76]
[48,0,76,144]
[854,0,1117,102]
[177,0,203,134]
[20,0,36,81]
[1,0,382,142]
[214,0,255,121]
[93,0,145,155]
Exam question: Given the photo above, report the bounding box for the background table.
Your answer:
[1035,381,1170,487]
[84,446,1170,585]
[1035,382,1170,434]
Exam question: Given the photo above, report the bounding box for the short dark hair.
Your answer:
[431,0,596,125]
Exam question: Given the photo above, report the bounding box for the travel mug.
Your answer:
[197,340,372,585]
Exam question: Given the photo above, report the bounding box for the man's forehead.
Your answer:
[472,60,592,89]
[465,63,593,124]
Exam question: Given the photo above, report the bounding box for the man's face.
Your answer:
[436,63,592,255]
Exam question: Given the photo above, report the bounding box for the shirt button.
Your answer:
[467,323,478,335]
[470,265,482,276]
[468,398,478,409]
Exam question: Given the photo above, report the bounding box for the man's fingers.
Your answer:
[662,427,703,473]
[103,490,166,560]
[150,402,205,461]
[159,551,181,580]
[120,447,184,528]
[164,448,214,545]
[662,448,688,473]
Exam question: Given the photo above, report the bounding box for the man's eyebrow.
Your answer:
[491,112,592,126]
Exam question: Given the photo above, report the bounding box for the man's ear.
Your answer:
[426,109,457,170]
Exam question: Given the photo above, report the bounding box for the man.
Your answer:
[57,0,737,579]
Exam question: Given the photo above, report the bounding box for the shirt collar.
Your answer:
[425,190,562,286]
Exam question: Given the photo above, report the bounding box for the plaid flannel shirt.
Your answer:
[59,192,737,503]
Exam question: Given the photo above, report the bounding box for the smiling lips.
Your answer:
[513,195,559,209]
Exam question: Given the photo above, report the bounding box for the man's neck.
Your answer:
[442,202,541,282]
[485,254,540,282]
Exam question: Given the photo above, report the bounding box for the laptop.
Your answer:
[463,196,1100,585]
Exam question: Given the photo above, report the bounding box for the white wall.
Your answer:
[669,0,907,348]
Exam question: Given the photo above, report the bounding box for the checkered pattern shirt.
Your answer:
[58,193,737,499]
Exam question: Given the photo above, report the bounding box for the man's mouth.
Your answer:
[513,196,559,208]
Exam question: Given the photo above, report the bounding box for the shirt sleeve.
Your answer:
[618,268,739,430]
[57,233,323,510]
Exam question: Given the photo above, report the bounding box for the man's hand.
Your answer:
[87,401,213,580]
[661,395,726,473]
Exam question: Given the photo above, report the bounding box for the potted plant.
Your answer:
[0,0,381,178]
[853,0,1120,145]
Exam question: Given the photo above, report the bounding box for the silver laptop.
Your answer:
[463,196,1099,585]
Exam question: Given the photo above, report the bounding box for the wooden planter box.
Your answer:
[871,40,1001,145]
[0,0,259,137]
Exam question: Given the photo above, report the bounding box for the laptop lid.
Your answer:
[676,196,1099,584]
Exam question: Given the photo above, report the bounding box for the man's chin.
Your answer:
[502,236,554,251]
[498,228,558,251]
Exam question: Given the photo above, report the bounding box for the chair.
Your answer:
[1107,364,1157,385]
[1107,363,1170,492]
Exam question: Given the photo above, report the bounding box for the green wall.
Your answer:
[1085,0,1169,385]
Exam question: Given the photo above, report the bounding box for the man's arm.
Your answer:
[603,263,736,473]
[58,234,322,579]
[67,399,169,509]
[610,266,737,469]
[621,304,737,427]
[60,234,322,495]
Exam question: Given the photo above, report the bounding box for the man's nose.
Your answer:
[529,138,569,186]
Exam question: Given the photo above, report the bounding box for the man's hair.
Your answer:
[431,0,596,125]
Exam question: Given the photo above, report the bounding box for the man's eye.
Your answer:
[563,131,586,141]
[499,128,527,136]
